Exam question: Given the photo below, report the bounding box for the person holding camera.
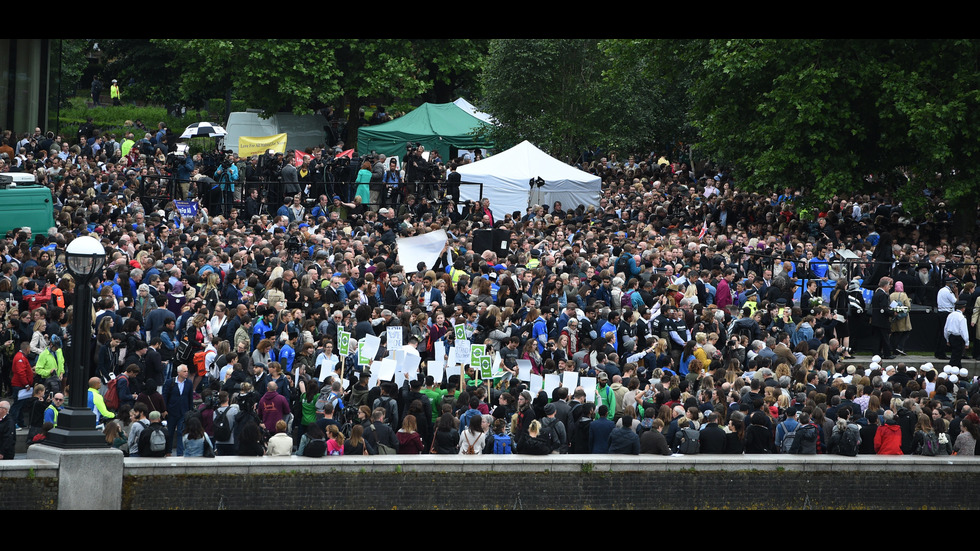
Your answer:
[213,157,239,217]
[281,152,300,203]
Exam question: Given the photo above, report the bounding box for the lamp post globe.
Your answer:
[45,235,108,449]
[65,235,106,283]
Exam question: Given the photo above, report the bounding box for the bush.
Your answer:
[57,95,217,145]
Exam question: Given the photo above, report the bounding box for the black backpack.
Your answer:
[538,417,562,452]
[213,406,233,442]
[836,427,860,457]
[677,427,700,454]
[614,254,630,276]
[303,437,327,457]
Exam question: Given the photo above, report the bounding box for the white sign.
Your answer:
[387,326,403,350]
[397,229,448,274]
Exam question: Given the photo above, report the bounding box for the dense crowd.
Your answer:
[1,119,980,461]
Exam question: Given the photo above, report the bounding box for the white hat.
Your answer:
[871,355,882,364]
[920,362,934,372]
[869,362,881,371]
[960,368,969,377]
[846,365,856,375]
[908,366,917,373]
[950,374,959,384]
[885,365,896,373]
[938,372,948,379]
[944,365,956,374]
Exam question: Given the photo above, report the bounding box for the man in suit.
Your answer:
[870,277,895,360]
[163,364,195,456]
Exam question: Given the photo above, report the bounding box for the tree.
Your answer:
[413,39,489,104]
[684,39,980,227]
[97,39,185,108]
[598,39,698,160]
[481,39,606,163]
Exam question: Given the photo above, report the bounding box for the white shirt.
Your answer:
[937,286,957,312]
[944,310,969,342]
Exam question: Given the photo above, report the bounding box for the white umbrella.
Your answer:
[179,122,228,139]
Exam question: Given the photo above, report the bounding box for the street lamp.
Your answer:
[45,235,107,448]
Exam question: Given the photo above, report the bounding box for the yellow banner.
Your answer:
[238,133,287,158]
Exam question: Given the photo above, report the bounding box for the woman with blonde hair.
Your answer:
[326,424,346,456]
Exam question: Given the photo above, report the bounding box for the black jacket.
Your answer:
[699,423,728,454]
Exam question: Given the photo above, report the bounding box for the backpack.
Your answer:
[141,423,168,456]
[303,437,327,457]
[778,421,798,454]
[492,433,513,454]
[614,254,630,277]
[836,427,860,457]
[376,396,398,429]
[103,376,122,411]
[213,406,233,442]
[462,431,479,455]
[538,417,562,452]
[621,289,634,308]
[677,427,700,454]
[315,390,345,414]
[174,332,193,363]
[364,423,397,455]
[918,431,940,456]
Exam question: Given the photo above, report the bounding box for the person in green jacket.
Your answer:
[596,372,616,421]
[34,336,65,381]
[87,378,116,425]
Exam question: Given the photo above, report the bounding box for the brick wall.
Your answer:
[122,469,980,510]
[0,477,59,510]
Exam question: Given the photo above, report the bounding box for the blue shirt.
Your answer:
[279,343,296,372]
[532,316,549,354]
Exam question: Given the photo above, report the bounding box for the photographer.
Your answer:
[281,151,300,202]
[213,156,239,217]
[382,158,402,207]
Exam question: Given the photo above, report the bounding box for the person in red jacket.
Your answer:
[10,342,35,428]
[874,410,904,455]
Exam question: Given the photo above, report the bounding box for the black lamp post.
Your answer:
[45,235,107,448]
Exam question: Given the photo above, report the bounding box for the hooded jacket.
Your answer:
[874,420,904,455]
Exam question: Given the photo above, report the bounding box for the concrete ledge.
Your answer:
[121,454,980,476]
[0,459,60,478]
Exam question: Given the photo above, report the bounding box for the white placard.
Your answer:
[363,334,382,361]
[429,355,445,384]
[397,229,448,274]
[400,352,421,374]
[455,339,471,365]
[580,376,597,404]
[544,374,561,397]
[517,359,533,382]
[530,373,544,392]
[315,354,339,383]
[562,371,578,391]
[375,358,397,382]
[447,346,457,368]
[386,326,403,350]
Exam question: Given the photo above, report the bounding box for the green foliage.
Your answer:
[52,39,91,109]
[57,95,213,144]
[683,39,980,215]
[481,39,606,162]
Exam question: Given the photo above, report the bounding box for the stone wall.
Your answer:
[8,454,980,510]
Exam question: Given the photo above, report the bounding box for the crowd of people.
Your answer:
[1,118,980,461]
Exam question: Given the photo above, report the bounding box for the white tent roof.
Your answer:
[457,140,601,222]
[453,97,495,125]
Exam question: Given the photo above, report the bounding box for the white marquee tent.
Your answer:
[457,140,601,222]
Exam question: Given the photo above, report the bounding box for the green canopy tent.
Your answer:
[357,102,494,160]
